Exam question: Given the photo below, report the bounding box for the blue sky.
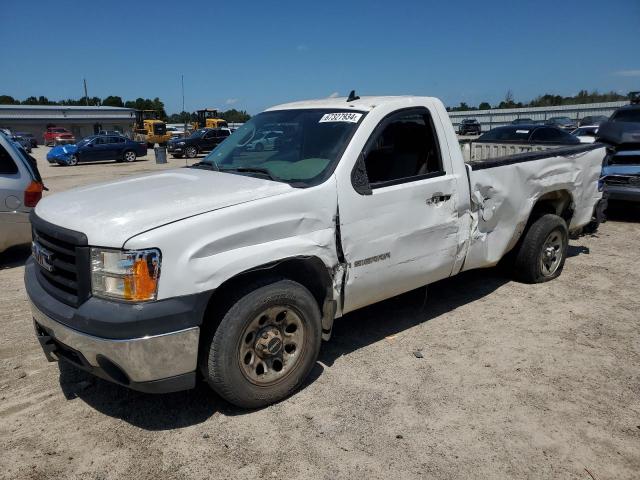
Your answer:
[2,0,638,114]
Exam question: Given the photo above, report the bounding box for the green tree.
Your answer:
[0,95,19,104]
[478,102,491,110]
[102,95,124,107]
[221,109,251,123]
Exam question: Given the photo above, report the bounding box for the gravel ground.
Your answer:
[1,146,639,480]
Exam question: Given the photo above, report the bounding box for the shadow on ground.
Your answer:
[59,268,509,430]
[605,201,640,223]
[0,244,31,270]
[320,268,509,367]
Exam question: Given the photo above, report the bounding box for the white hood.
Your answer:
[35,168,293,246]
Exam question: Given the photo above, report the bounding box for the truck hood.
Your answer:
[35,168,293,246]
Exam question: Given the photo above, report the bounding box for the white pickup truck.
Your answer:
[26,95,605,408]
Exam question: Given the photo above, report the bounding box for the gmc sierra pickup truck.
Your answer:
[26,95,605,408]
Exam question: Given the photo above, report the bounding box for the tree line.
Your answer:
[0,94,251,123]
[447,89,631,112]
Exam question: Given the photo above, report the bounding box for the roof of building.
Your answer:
[0,104,136,120]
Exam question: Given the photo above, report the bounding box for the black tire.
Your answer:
[185,145,198,158]
[172,154,183,159]
[201,278,322,408]
[512,214,568,283]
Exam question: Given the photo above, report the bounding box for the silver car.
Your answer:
[0,132,44,254]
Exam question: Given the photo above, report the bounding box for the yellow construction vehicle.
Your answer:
[133,110,172,147]
[192,109,228,130]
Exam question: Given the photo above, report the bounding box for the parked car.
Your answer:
[0,131,44,253]
[15,132,38,148]
[98,130,124,136]
[244,130,284,151]
[12,135,32,153]
[571,126,599,143]
[511,118,534,125]
[46,135,147,166]
[166,126,187,139]
[600,150,640,203]
[26,95,605,408]
[596,102,640,203]
[43,127,75,146]
[545,116,577,131]
[167,127,230,158]
[579,115,608,126]
[457,119,481,135]
[476,125,580,145]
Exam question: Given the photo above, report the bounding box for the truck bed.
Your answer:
[460,139,601,164]
[460,143,606,272]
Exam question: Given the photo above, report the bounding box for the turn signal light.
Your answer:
[24,181,43,207]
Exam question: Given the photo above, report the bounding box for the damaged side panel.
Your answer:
[125,177,341,302]
[462,147,605,271]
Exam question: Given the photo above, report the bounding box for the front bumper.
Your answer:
[605,185,640,202]
[31,301,199,393]
[167,144,184,153]
[25,258,209,393]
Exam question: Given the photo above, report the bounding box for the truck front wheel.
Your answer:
[201,278,322,408]
[513,214,568,283]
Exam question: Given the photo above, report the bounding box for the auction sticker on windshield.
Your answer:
[319,112,363,123]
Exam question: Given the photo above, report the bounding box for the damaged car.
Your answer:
[26,94,605,408]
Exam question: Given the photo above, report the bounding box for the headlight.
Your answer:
[177,141,185,145]
[90,248,161,302]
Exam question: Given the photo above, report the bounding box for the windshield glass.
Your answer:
[201,109,365,186]
[189,129,207,138]
[611,109,640,123]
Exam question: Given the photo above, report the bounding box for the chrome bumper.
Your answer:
[31,302,199,384]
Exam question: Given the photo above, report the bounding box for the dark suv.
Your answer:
[167,128,231,158]
[458,119,481,135]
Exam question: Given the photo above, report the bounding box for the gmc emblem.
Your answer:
[32,241,55,272]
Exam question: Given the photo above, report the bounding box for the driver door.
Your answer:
[338,107,460,313]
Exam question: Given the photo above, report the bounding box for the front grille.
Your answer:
[31,214,90,307]
[604,175,631,186]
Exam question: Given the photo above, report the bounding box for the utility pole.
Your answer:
[181,74,187,139]
[83,78,89,105]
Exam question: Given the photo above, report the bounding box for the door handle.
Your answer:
[426,194,451,205]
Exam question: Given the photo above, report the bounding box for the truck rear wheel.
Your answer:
[201,278,322,408]
[512,214,568,283]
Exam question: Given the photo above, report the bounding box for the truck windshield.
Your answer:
[201,109,365,186]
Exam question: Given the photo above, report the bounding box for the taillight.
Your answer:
[24,181,43,207]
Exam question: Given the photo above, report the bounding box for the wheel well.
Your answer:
[530,190,574,225]
[201,256,333,333]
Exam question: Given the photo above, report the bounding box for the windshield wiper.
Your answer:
[220,166,279,181]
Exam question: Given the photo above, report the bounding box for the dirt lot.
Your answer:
[1,146,639,480]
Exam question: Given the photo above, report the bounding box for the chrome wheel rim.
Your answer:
[186,147,197,158]
[238,306,305,386]
[125,151,135,162]
[68,155,77,166]
[540,230,564,276]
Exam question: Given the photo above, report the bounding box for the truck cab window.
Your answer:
[363,110,442,187]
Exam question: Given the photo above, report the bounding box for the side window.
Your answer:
[95,137,106,145]
[204,130,216,139]
[0,144,19,175]
[362,110,443,187]
[220,129,230,137]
